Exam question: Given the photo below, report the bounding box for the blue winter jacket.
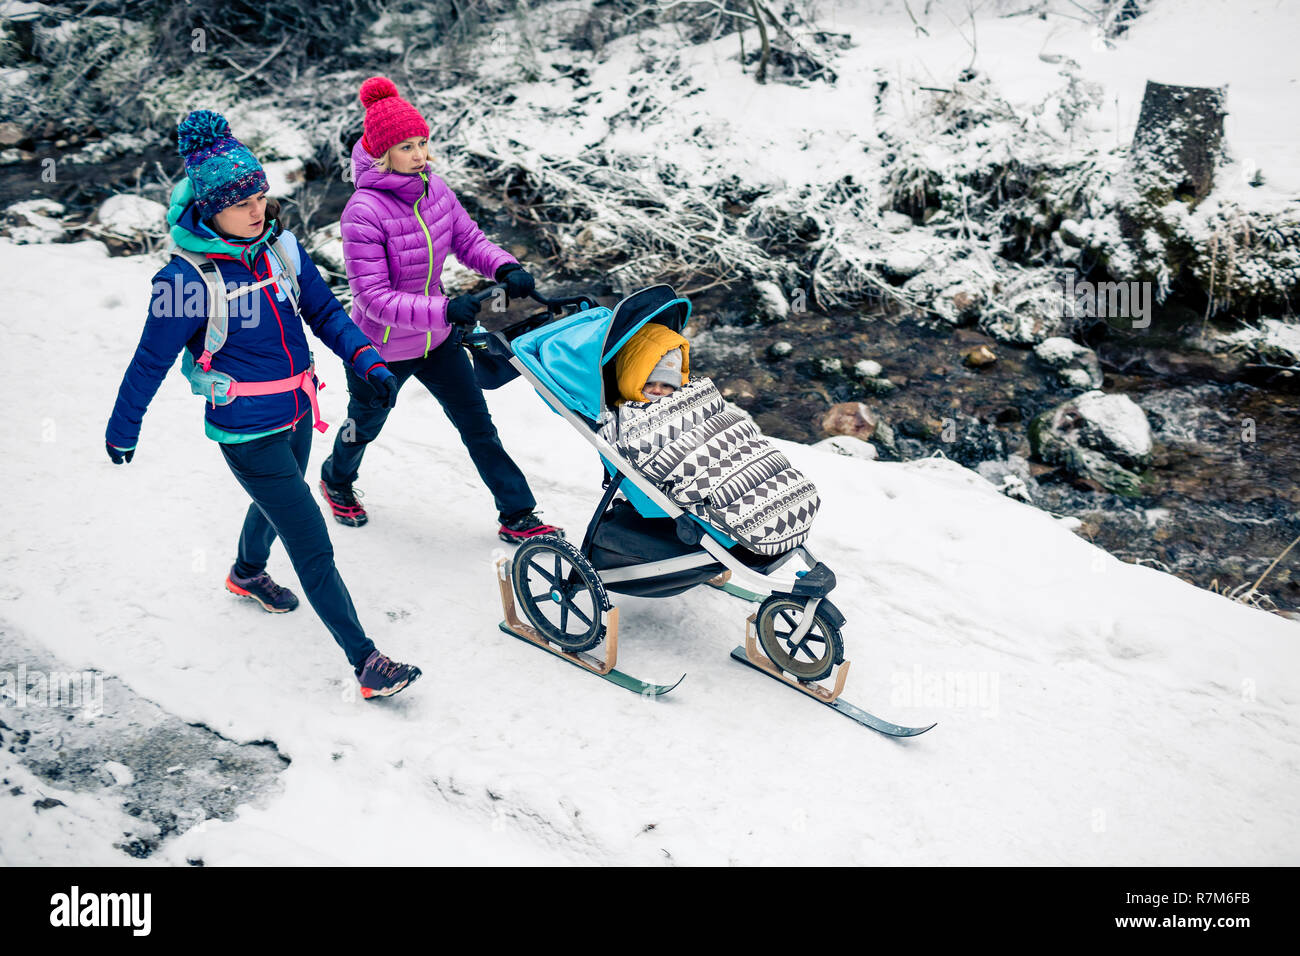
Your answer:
[106,192,383,449]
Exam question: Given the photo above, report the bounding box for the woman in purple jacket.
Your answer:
[319,77,562,544]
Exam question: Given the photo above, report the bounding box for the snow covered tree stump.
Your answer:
[1128,81,1227,207]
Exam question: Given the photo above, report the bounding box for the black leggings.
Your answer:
[320,335,535,522]
[222,420,376,669]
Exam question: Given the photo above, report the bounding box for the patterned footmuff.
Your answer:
[600,377,820,556]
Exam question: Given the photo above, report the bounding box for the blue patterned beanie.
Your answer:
[176,110,268,222]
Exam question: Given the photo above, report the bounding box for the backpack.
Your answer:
[172,237,330,433]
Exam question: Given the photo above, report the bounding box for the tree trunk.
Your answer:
[1130,80,1227,206]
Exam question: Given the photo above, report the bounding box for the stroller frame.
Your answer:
[472,288,849,701]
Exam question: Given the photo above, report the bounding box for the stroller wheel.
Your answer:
[511,535,610,653]
[755,595,845,683]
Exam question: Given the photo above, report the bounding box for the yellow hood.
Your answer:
[614,323,691,405]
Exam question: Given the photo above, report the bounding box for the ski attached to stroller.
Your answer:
[494,551,685,697]
[706,572,935,738]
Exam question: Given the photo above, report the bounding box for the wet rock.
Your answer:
[944,417,1009,467]
[963,345,997,368]
[821,402,877,440]
[814,435,878,460]
[1034,336,1104,389]
[860,376,897,396]
[753,280,790,324]
[0,122,28,148]
[1029,390,1153,496]
[871,420,898,458]
[767,340,793,359]
[720,379,755,401]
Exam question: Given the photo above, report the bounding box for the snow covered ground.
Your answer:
[2,237,1297,865]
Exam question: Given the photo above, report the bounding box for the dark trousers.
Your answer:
[221,420,376,669]
[320,336,535,522]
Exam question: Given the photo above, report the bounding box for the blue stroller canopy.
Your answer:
[512,284,691,423]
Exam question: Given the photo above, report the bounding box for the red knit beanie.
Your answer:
[359,76,430,158]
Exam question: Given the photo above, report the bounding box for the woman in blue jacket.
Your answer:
[105,110,420,699]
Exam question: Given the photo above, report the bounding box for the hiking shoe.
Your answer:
[319,479,368,527]
[225,568,300,613]
[497,510,564,544]
[356,650,422,700]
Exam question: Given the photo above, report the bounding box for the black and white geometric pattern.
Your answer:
[600,377,820,555]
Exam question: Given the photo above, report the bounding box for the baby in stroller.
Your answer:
[611,323,689,405]
[597,322,819,563]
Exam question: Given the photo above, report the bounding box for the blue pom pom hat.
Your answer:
[176,109,269,222]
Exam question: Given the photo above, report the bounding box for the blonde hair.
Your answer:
[373,137,429,173]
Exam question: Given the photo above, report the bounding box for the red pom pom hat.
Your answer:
[359,76,430,158]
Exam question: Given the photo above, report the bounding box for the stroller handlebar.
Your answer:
[468,283,594,312]
[460,283,599,351]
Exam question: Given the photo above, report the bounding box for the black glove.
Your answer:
[365,365,400,410]
[494,263,535,300]
[106,441,135,465]
[446,293,482,328]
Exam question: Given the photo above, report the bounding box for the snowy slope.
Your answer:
[475,0,1300,197]
[2,238,1297,865]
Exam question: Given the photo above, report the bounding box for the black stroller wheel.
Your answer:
[511,535,609,653]
[755,596,845,683]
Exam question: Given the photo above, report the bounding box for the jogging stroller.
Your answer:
[466,282,854,701]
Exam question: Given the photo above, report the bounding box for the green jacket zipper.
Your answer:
[415,172,436,357]
[382,172,437,355]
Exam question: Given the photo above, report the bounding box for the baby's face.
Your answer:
[644,381,677,399]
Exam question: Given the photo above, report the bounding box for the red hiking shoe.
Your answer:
[319,479,368,527]
[497,510,564,545]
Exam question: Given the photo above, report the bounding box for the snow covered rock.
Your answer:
[1220,319,1300,368]
[879,211,913,234]
[262,159,305,197]
[95,194,166,244]
[1033,336,1104,389]
[979,277,1068,346]
[976,455,1037,503]
[2,199,67,244]
[814,435,878,461]
[752,280,790,324]
[306,222,346,277]
[1029,390,1153,496]
[882,246,930,280]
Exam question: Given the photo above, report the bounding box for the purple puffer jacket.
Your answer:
[340,138,518,361]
